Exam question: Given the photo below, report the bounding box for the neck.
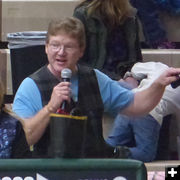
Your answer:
[47,64,78,80]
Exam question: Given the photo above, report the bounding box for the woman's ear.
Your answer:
[45,43,48,55]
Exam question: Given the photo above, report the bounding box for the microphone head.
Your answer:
[61,68,72,80]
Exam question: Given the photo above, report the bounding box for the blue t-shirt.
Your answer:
[13,69,134,118]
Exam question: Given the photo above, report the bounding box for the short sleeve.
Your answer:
[95,69,134,116]
[13,77,42,119]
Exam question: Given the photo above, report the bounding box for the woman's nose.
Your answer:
[57,46,66,55]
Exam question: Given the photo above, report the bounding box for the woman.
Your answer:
[73,0,142,80]
[0,79,25,158]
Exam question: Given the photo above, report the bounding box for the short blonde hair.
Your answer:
[46,17,86,49]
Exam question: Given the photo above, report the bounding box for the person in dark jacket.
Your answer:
[106,62,180,162]
[73,0,142,80]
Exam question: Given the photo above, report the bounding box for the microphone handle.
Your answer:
[57,101,69,114]
[56,78,71,114]
[61,77,70,110]
[61,101,67,110]
[62,78,70,82]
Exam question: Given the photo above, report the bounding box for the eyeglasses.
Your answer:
[49,43,78,53]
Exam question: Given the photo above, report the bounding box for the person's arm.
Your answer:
[22,104,54,146]
[13,77,71,146]
[94,69,134,117]
[24,81,71,146]
[123,67,180,116]
[73,8,86,24]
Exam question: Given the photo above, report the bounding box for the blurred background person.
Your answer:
[0,78,24,158]
[73,0,142,80]
[106,62,180,162]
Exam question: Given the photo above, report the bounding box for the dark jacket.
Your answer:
[73,3,142,79]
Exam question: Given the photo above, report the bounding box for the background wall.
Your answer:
[0,1,180,42]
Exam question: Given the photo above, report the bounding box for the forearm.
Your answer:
[124,82,165,116]
[23,81,71,145]
[23,105,53,146]
[123,66,180,116]
[136,82,165,114]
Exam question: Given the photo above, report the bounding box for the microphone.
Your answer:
[59,68,83,116]
[61,68,72,82]
[57,68,72,114]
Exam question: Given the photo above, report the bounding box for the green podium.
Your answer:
[0,158,147,180]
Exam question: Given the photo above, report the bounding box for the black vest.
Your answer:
[30,65,115,158]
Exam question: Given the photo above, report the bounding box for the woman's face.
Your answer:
[45,33,84,78]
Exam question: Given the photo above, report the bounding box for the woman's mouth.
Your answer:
[56,58,66,63]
